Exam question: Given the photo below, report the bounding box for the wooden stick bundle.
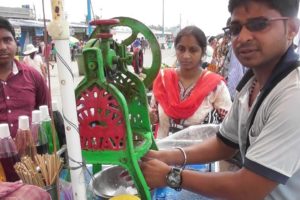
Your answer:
[13,154,63,187]
[35,154,63,186]
[14,157,45,187]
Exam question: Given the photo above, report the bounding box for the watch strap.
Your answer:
[166,167,183,191]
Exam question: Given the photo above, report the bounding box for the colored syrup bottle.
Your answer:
[0,162,6,181]
[32,110,49,154]
[0,123,20,182]
[40,105,60,153]
[52,101,66,147]
[15,116,37,160]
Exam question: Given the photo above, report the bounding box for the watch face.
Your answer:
[166,167,182,189]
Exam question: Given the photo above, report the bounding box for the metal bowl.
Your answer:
[89,165,138,199]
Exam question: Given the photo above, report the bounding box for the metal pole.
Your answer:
[161,0,165,49]
[41,0,52,112]
[87,0,92,36]
[179,13,182,30]
[48,0,87,199]
[162,0,165,38]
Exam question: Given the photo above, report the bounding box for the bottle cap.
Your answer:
[0,123,11,138]
[18,115,30,130]
[39,105,50,120]
[52,100,58,111]
[32,110,41,123]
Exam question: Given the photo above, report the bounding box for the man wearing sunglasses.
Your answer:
[141,0,300,199]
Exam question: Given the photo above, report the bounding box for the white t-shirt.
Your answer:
[219,67,300,200]
[23,54,44,76]
[204,45,214,63]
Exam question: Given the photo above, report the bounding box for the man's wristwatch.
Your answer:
[166,167,183,191]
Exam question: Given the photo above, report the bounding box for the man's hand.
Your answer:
[144,150,173,164]
[140,156,171,189]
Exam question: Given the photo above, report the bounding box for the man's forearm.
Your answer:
[185,136,237,164]
[181,167,277,200]
[160,136,237,166]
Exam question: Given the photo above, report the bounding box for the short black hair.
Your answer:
[228,0,299,17]
[175,26,207,53]
[208,36,216,44]
[0,16,15,38]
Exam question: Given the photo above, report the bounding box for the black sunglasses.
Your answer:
[222,17,289,37]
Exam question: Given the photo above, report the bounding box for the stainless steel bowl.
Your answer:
[89,165,138,199]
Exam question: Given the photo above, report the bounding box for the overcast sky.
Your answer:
[0,0,231,36]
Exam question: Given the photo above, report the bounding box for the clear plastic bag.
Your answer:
[157,124,219,149]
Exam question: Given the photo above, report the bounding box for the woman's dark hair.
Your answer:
[174,26,207,53]
[0,16,15,38]
[228,0,299,17]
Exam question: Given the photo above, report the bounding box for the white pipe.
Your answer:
[48,0,87,199]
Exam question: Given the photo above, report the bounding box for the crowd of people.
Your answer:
[1,0,300,199]
[142,0,300,200]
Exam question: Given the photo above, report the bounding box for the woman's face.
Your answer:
[175,35,203,70]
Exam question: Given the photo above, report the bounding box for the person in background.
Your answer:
[149,26,232,139]
[133,38,141,48]
[38,41,45,57]
[223,45,247,100]
[221,18,247,100]
[51,42,56,62]
[0,17,49,138]
[141,0,300,199]
[71,45,76,61]
[203,36,216,64]
[16,40,21,56]
[206,36,225,73]
[141,37,148,53]
[23,44,47,81]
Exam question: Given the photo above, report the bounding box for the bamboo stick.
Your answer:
[14,153,62,188]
